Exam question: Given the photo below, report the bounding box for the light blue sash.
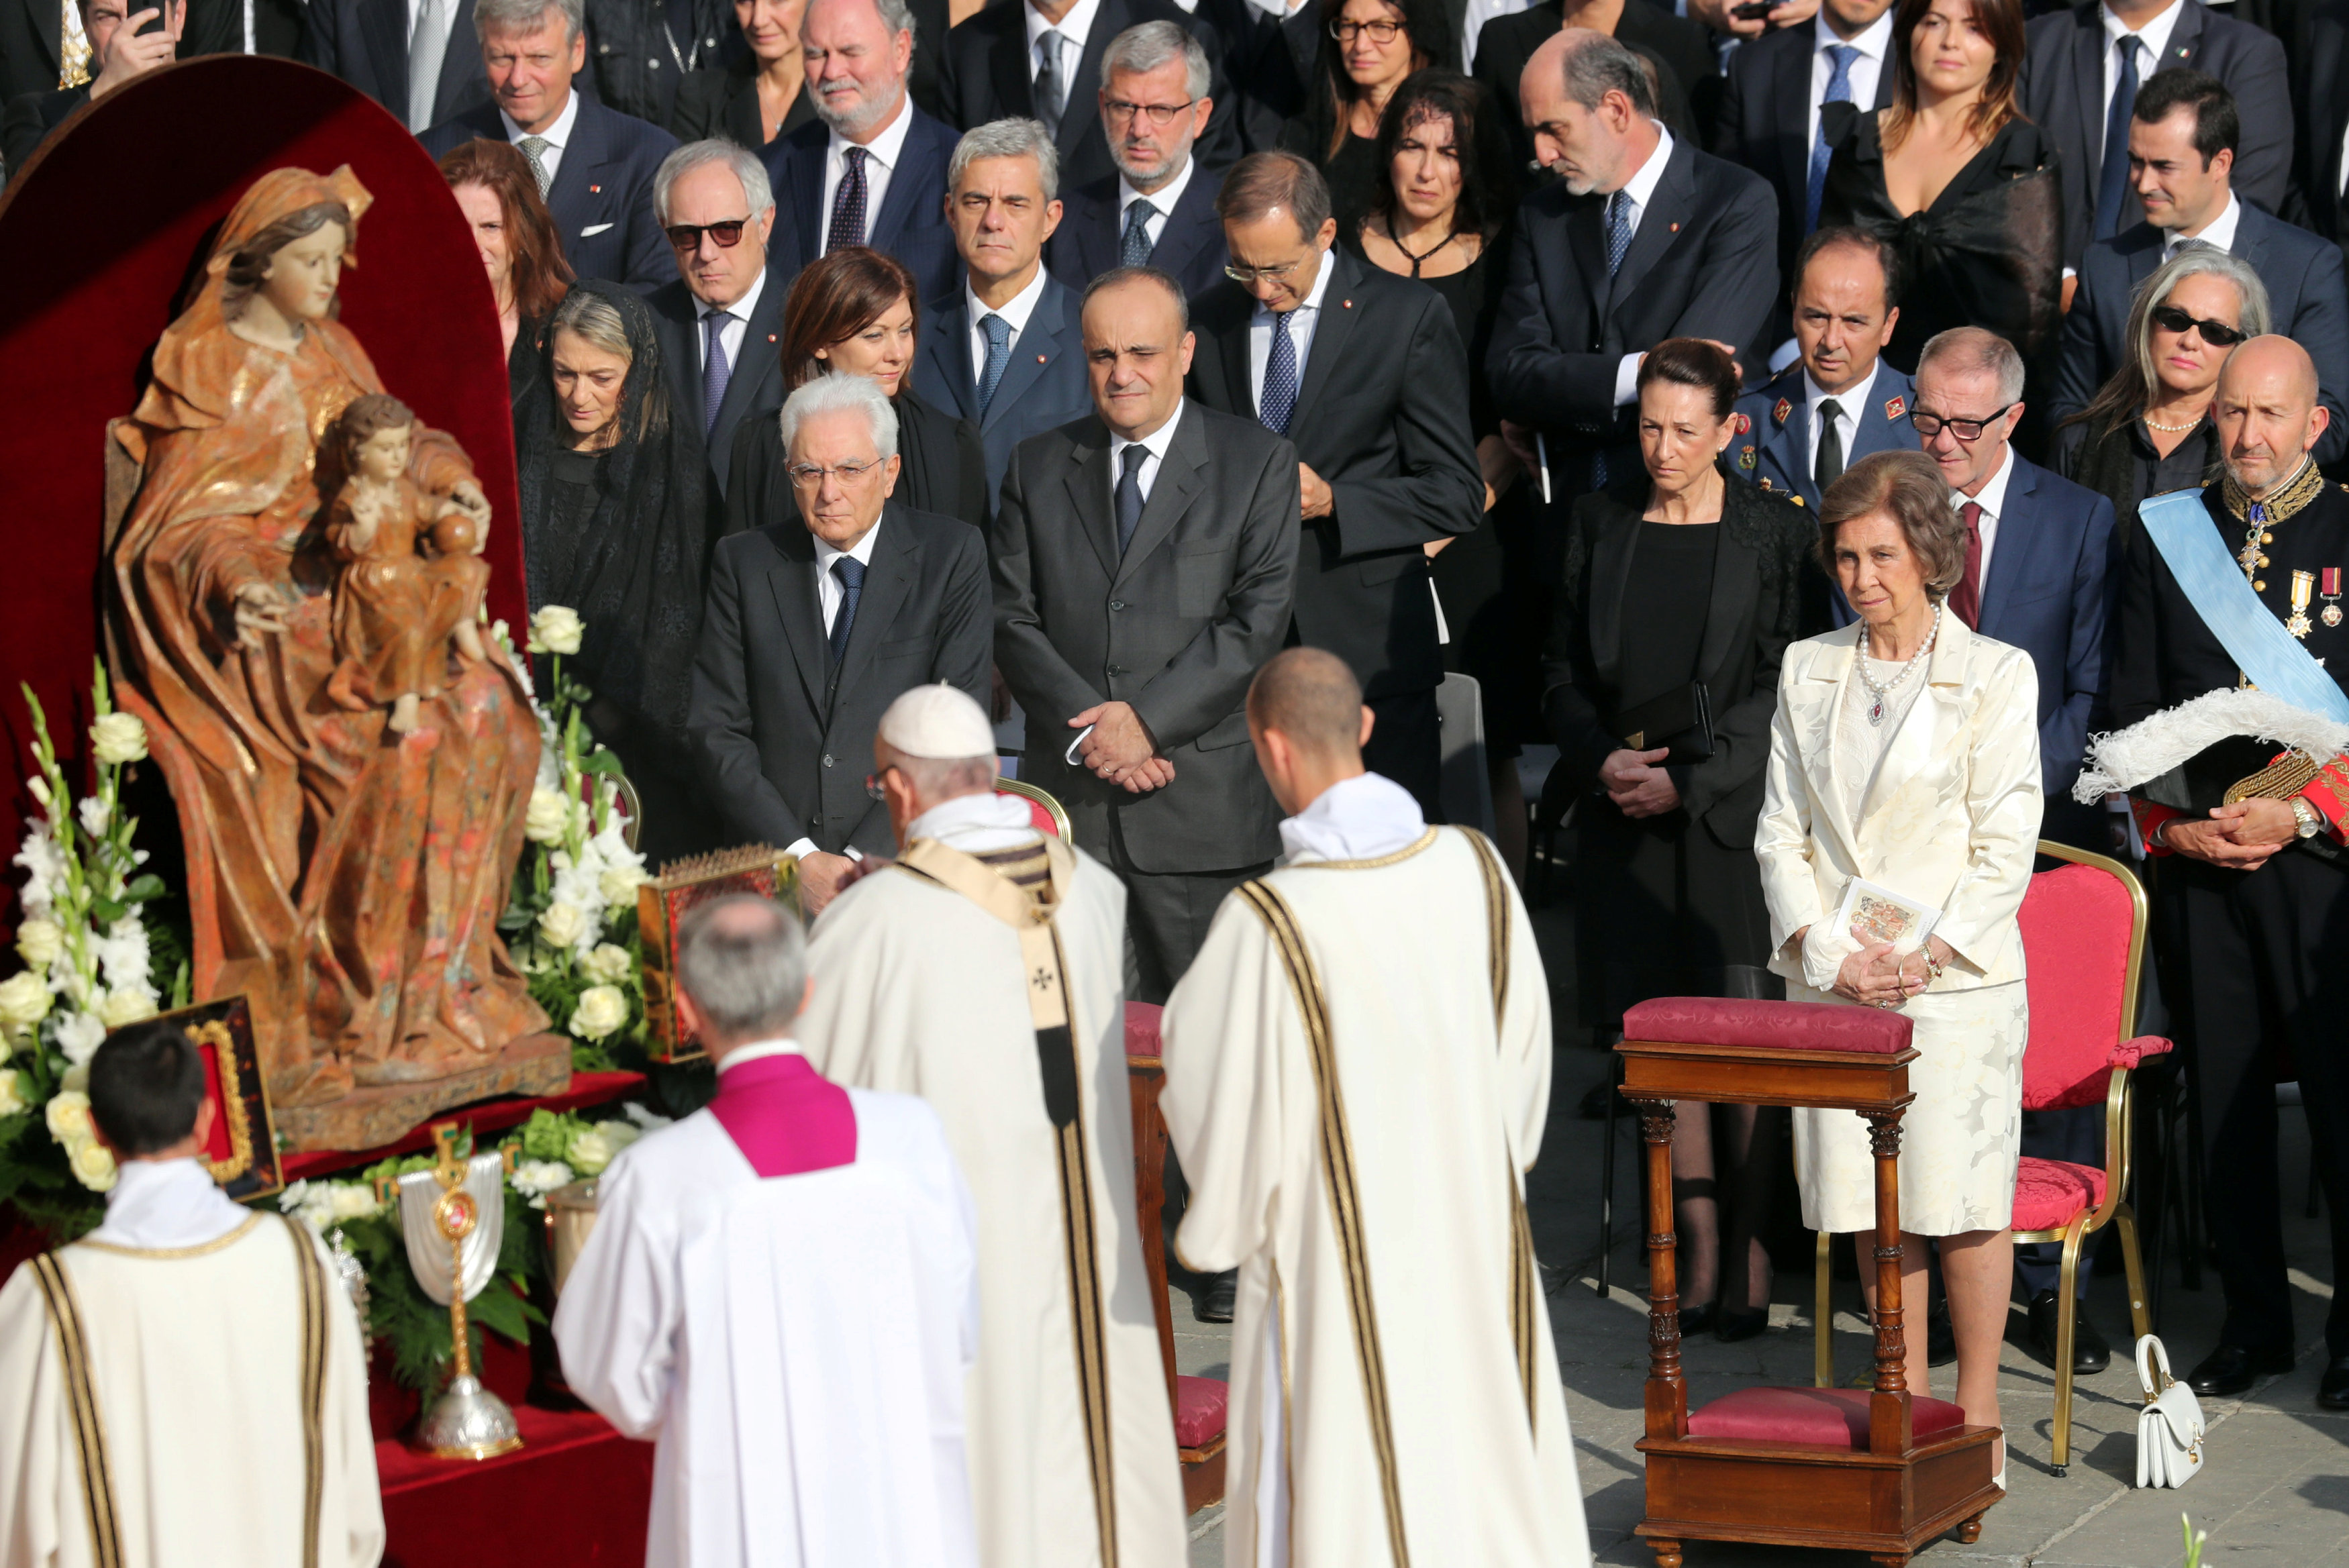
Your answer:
[2138,488,2349,723]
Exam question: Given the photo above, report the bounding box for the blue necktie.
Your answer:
[701,309,734,438]
[1259,309,1300,435]
[827,145,868,253]
[1120,199,1158,268]
[2096,34,2143,240]
[1807,44,1858,233]
[1604,190,1638,276]
[1115,443,1148,554]
[828,555,865,667]
[977,313,1011,418]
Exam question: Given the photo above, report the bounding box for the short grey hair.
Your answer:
[779,370,901,458]
[1101,20,1210,102]
[1915,325,2026,405]
[674,894,806,1041]
[474,0,581,43]
[897,755,997,800]
[549,289,632,362]
[949,117,1060,203]
[654,140,774,225]
[866,0,914,34]
[1560,32,1655,119]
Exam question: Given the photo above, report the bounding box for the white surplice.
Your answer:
[552,1082,982,1568]
[0,1160,382,1568]
[1161,776,1591,1568]
[799,815,1188,1568]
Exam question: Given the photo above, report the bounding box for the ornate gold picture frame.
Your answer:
[109,996,283,1201]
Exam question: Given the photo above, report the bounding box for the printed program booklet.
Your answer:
[1834,877,1942,955]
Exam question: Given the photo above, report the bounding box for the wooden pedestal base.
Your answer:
[277,1033,573,1151]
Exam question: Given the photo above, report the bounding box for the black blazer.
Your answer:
[911,272,1095,499]
[991,402,1301,872]
[1472,0,1712,171]
[297,0,489,128]
[2054,205,2349,465]
[1542,471,1821,848]
[1187,246,1483,700]
[931,0,1239,194]
[1,83,78,178]
[1711,21,1898,291]
[1044,167,1230,299]
[764,103,963,307]
[2019,0,2291,268]
[723,390,989,536]
[667,56,818,146]
[1487,137,1779,483]
[1195,0,1318,153]
[688,501,993,856]
[647,268,793,501]
[2291,0,2349,244]
[421,96,680,289]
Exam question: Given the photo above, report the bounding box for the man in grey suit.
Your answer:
[992,265,1299,1002]
[689,376,993,916]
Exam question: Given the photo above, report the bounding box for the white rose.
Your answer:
[569,984,628,1041]
[538,902,586,951]
[0,970,53,1032]
[509,1158,574,1205]
[598,866,648,906]
[330,1184,384,1222]
[54,1010,105,1066]
[524,788,572,846]
[70,1137,117,1192]
[0,1070,26,1118]
[97,988,157,1029]
[44,1090,92,1143]
[565,1126,617,1175]
[581,944,634,986]
[527,606,585,656]
[89,712,148,766]
[15,919,62,970]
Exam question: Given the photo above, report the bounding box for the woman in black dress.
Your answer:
[670,0,819,147]
[1544,339,1823,1338]
[1279,0,1452,235]
[1816,0,2059,373]
[439,138,574,406]
[725,246,989,535]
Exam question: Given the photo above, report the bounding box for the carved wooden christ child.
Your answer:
[109,164,556,1133]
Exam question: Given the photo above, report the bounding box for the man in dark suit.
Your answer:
[1193,0,1313,153]
[765,0,961,304]
[932,0,1237,195]
[646,140,792,507]
[993,265,1299,999]
[1044,21,1230,297]
[419,0,678,289]
[0,0,276,107]
[3,0,174,177]
[299,0,489,131]
[1186,152,1481,815]
[689,374,993,917]
[1487,30,1778,497]
[2289,0,2349,247]
[1472,0,1719,172]
[2055,68,2349,463]
[913,117,1094,497]
[1732,226,1915,511]
[2019,0,2290,270]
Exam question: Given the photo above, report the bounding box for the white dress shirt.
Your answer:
[1108,397,1185,514]
[695,264,770,374]
[1121,153,1196,249]
[1807,7,1894,160]
[1956,441,2017,592]
[500,87,581,185]
[1805,360,1881,483]
[820,93,915,252]
[965,264,1052,391]
[2163,190,2242,259]
[2100,0,2188,158]
[1025,0,1103,94]
[1609,124,1677,409]
[714,1037,805,1073]
[1246,242,1336,410]
[87,1158,252,1250]
[783,518,887,861]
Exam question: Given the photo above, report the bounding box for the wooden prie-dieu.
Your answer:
[1616,997,2001,1567]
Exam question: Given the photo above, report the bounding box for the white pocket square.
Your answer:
[580,222,615,238]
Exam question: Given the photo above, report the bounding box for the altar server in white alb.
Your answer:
[801,684,1187,1568]
[554,894,981,1568]
[0,1021,382,1568]
[1160,647,1591,1568]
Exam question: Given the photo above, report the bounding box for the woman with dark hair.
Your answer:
[1817,0,2060,370]
[1545,339,1822,1339]
[1278,0,1452,233]
[725,245,988,535]
[438,138,575,402]
[515,282,717,862]
[669,0,818,146]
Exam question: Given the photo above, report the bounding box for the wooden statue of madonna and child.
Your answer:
[108,164,566,1150]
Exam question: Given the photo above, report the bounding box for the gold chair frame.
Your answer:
[993,774,1073,839]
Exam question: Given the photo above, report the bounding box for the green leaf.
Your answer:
[89,898,124,927]
[120,874,167,903]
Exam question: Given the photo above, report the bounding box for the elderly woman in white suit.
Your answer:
[1755,448,2043,1476]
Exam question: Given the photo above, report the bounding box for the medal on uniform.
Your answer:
[2324,567,2342,628]
[2288,569,2316,638]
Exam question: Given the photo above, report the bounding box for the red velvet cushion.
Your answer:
[1175,1375,1228,1449]
[2013,1156,2107,1231]
[999,790,1062,839]
[1686,1386,1966,1449]
[1621,997,1912,1053]
[1125,1002,1163,1061]
[2019,862,2144,1109]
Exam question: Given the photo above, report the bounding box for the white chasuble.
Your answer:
[0,1212,382,1568]
[801,834,1187,1568]
[1161,825,1591,1568]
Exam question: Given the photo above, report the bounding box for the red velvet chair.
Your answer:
[1810,840,2170,1475]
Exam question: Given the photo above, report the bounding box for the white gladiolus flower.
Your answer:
[15,919,62,970]
[89,712,148,766]
[97,988,157,1029]
[93,917,152,998]
[70,1138,117,1192]
[26,775,50,807]
[54,1010,105,1065]
[581,945,634,986]
[77,796,110,837]
[0,970,52,1032]
[0,1070,26,1118]
[12,827,64,921]
[524,788,572,845]
[44,1089,92,1142]
[527,606,585,656]
[569,985,628,1041]
[538,902,587,951]
[564,1126,617,1175]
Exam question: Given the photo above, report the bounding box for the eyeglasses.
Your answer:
[787,458,885,486]
[1329,16,1404,42]
[864,767,897,802]
[1103,96,1197,127]
[2149,303,2249,346]
[1223,259,1306,284]
[1906,403,2017,441]
[664,218,749,252]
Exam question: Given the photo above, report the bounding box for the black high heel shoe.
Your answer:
[1715,1308,1769,1343]
[1677,1301,1718,1337]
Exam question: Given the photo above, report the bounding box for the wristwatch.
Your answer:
[2291,796,2323,840]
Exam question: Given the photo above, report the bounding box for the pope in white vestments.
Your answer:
[1161,649,1592,1568]
[554,894,982,1568]
[800,685,1187,1568]
[0,1023,381,1568]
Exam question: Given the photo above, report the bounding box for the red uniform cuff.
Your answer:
[2297,755,2349,845]
[2131,798,2183,855]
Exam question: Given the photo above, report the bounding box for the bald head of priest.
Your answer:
[1246,647,1378,817]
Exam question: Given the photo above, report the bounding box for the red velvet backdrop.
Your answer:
[0,56,528,927]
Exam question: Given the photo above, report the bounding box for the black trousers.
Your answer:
[1105,813,1270,1005]
[1364,686,1442,822]
[2161,847,2349,1357]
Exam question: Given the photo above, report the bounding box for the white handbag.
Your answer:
[2135,1335,2207,1489]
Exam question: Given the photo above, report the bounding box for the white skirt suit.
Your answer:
[1755,613,2044,1236]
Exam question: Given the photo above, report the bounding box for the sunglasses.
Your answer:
[664,218,749,252]
[2149,303,2248,346]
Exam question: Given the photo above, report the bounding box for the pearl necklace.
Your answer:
[1855,601,1942,726]
[2142,412,2203,433]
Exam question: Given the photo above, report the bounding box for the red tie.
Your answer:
[1948,501,1984,628]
